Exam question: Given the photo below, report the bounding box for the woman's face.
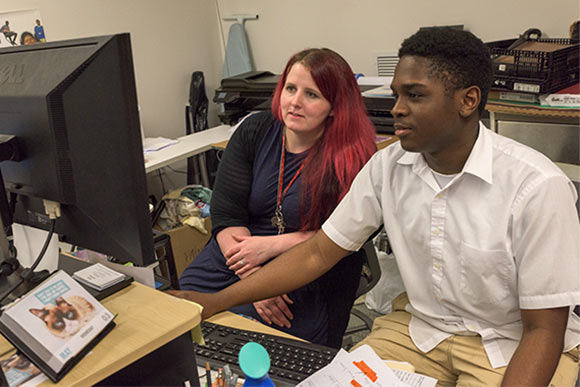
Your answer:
[280,63,332,138]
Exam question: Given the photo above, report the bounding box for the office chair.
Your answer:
[345,239,382,337]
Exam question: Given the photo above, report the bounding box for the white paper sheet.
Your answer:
[392,369,437,387]
[84,250,155,288]
[297,345,438,387]
[298,345,406,387]
[143,137,179,153]
[540,93,580,107]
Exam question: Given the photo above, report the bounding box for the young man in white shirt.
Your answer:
[170,28,580,386]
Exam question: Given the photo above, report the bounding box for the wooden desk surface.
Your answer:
[486,101,580,118]
[208,311,306,342]
[0,283,201,386]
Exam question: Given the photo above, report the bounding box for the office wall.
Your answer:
[216,0,580,76]
[2,1,224,194]
[1,0,223,139]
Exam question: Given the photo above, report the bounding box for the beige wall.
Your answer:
[2,0,223,140]
[4,1,577,134]
[3,1,577,192]
[5,0,577,135]
[216,0,580,76]
[2,1,224,193]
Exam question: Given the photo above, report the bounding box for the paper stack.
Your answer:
[297,345,437,387]
[73,263,128,291]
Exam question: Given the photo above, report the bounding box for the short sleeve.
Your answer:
[322,152,384,251]
[514,175,580,309]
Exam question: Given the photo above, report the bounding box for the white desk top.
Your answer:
[144,125,232,173]
[556,162,580,183]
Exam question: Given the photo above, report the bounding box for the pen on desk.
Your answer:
[206,361,212,387]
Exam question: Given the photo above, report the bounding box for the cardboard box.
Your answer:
[158,217,211,279]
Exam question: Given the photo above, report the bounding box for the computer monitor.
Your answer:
[0,34,155,273]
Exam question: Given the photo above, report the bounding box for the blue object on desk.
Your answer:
[155,280,163,289]
[238,342,274,386]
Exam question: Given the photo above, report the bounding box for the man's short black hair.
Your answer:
[398,28,493,114]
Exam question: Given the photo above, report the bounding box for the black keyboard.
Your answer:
[195,321,339,386]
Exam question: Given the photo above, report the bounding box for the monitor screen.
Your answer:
[0,33,155,267]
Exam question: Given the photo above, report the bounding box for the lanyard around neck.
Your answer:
[272,130,308,234]
[276,131,307,207]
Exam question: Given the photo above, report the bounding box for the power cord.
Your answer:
[0,219,56,306]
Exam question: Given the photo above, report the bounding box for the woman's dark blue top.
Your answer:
[179,118,330,344]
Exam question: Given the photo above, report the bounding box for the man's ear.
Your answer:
[458,86,481,118]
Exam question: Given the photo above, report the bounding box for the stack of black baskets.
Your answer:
[487,33,579,96]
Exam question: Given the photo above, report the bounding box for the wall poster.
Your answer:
[0,9,46,48]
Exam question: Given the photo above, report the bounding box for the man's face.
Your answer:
[390,56,465,157]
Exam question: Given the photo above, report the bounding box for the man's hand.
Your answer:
[166,290,219,320]
[225,235,274,275]
[253,295,294,328]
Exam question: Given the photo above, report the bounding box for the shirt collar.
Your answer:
[396,121,493,185]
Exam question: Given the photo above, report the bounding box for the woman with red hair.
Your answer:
[179,48,376,347]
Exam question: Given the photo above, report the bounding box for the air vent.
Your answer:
[376,53,398,77]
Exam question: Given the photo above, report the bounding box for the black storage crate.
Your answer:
[487,38,579,94]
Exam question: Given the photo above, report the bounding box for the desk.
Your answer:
[207,311,306,342]
[203,311,416,380]
[0,283,201,386]
[486,102,579,180]
[145,125,232,186]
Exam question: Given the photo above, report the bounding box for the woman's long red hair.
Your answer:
[271,48,376,230]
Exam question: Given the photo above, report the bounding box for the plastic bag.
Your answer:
[364,246,405,315]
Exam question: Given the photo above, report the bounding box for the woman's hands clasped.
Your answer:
[225,234,275,275]
[253,295,294,328]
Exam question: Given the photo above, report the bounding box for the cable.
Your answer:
[157,169,166,194]
[0,219,56,306]
[165,165,187,175]
[4,193,17,235]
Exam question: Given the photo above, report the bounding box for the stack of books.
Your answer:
[488,83,579,109]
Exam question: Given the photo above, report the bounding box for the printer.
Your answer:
[214,71,395,133]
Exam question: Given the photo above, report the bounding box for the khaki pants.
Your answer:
[353,294,580,386]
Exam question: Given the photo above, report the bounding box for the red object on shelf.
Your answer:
[555,83,579,94]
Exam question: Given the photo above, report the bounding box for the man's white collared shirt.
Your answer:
[323,122,580,368]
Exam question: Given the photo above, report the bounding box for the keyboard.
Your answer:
[196,321,339,386]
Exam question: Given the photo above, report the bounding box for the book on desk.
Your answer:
[0,270,116,383]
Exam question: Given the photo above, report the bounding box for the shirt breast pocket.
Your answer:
[459,242,511,305]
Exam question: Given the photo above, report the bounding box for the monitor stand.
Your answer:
[0,135,50,306]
